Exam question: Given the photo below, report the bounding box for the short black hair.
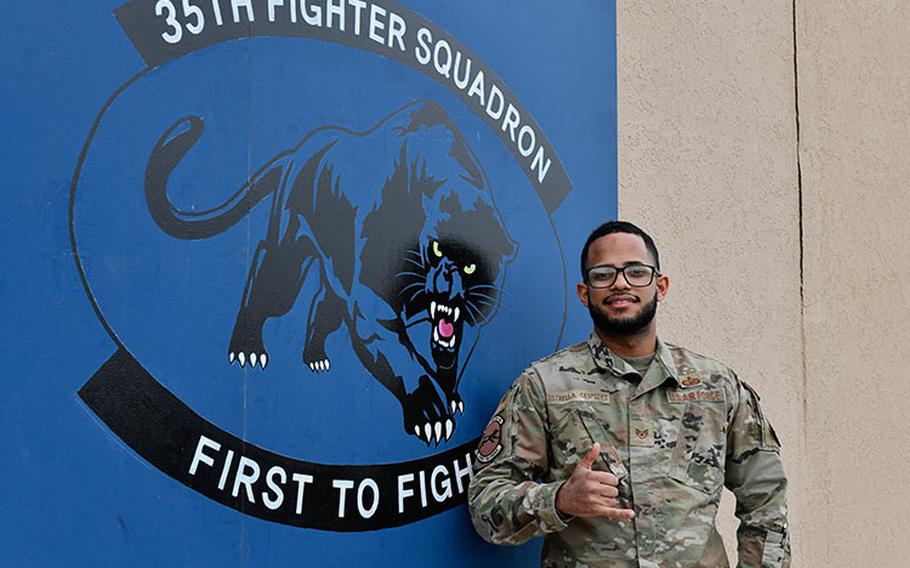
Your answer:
[580,221,660,279]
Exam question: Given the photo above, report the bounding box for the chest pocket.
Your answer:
[668,394,727,496]
[547,403,628,482]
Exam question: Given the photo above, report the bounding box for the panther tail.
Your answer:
[145,115,283,240]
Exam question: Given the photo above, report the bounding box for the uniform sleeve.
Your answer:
[467,370,569,545]
[725,375,791,568]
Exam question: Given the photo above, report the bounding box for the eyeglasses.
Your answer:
[585,264,659,288]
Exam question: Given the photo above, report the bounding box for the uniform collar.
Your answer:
[586,332,679,396]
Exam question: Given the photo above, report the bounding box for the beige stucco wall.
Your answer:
[618,1,910,566]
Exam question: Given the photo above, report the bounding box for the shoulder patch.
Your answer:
[476,415,504,463]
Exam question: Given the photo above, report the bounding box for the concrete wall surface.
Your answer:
[618,1,910,566]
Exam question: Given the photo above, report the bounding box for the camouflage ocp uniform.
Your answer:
[468,334,789,567]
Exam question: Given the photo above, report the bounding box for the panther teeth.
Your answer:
[430,301,460,322]
[445,419,453,440]
[424,423,432,441]
[432,331,457,349]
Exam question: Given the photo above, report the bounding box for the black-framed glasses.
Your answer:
[585,264,659,288]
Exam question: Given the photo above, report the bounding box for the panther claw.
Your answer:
[229,351,268,369]
[307,358,331,373]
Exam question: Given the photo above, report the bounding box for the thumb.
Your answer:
[579,442,601,470]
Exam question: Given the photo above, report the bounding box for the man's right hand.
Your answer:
[554,443,636,520]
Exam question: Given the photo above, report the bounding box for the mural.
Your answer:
[145,101,516,445]
[3,0,615,564]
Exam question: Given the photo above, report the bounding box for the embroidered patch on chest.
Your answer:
[680,375,702,387]
[667,389,723,404]
[630,422,654,446]
[546,390,610,404]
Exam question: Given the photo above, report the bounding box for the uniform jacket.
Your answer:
[468,334,789,567]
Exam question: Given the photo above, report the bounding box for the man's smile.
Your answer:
[604,294,640,308]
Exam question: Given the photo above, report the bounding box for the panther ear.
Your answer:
[420,193,434,215]
[502,237,519,264]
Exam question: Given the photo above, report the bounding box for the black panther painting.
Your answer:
[145,100,515,445]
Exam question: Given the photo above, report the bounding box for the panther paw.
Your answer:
[228,326,268,369]
[404,376,457,446]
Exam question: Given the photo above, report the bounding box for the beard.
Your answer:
[588,289,659,336]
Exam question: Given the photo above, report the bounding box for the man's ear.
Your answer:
[656,273,670,301]
[576,281,590,308]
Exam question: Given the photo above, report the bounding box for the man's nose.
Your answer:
[611,271,633,290]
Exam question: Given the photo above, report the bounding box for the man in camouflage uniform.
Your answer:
[468,221,789,567]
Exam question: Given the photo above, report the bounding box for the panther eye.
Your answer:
[463,263,476,275]
[433,241,443,258]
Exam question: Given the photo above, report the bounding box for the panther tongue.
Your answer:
[438,318,454,339]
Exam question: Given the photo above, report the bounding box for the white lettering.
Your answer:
[183,0,205,34]
[333,479,355,517]
[531,145,552,183]
[397,473,414,513]
[518,124,536,157]
[501,104,520,142]
[218,449,235,491]
[230,0,255,22]
[326,0,345,31]
[368,4,386,44]
[262,466,286,510]
[209,0,224,26]
[301,0,322,25]
[267,0,283,22]
[357,478,379,518]
[387,11,406,51]
[485,84,505,120]
[155,0,183,44]
[467,70,486,106]
[188,435,220,475]
[453,452,473,494]
[415,27,432,65]
[348,0,366,35]
[418,469,428,508]
[433,39,453,79]
[453,52,471,90]
[292,473,314,515]
[231,456,261,503]
[430,465,452,502]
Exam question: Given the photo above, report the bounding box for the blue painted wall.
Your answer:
[1,1,615,565]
